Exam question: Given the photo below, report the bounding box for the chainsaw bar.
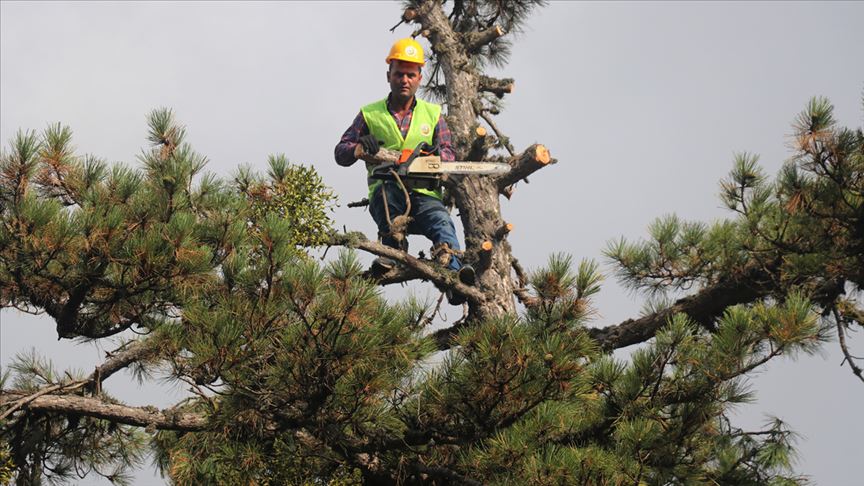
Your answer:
[405,155,511,176]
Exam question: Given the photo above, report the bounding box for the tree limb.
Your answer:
[463,25,506,53]
[0,392,207,431]
[478,110,515,157]
[589,266,776,351]
[0,381,86,421]
[0,339,155,419]
[92,339,156,388]
[330,233,485,304]
[834,307,864,384]
[478,75,514,98]
[496,144,554,190]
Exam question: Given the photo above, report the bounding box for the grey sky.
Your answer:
[2,1,863,484]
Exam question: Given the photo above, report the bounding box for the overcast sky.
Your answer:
[2,1,863,484]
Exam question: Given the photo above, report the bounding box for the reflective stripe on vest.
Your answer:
[360,97,442,200]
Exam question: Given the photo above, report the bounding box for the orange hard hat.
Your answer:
[386,38,425,66]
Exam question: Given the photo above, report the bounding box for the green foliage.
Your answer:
[0,108,336,340]
[526,254,602,327]
[607,96,863,299]
[147,250,436,484]
[240,154,337,253]
[0,109,340,483]
[0,442,14,485]
[1,351,150,486]
[4,96,857,484]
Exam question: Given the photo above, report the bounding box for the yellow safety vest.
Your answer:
[360,97,442,199]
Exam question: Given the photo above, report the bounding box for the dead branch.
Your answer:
[347,198,370,208]
[478,111,515,156]
[834,307,864,383]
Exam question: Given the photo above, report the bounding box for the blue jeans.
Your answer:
[369,181,462,271]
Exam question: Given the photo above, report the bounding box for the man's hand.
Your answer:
[359,135,381,156]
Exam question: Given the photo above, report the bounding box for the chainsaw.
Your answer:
[368,142,511,184]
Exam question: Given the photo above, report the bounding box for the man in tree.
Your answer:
[2,1,862,484]
[334,38,475,303]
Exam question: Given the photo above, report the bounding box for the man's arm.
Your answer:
[334,112,369,167]
[433,115,455,162]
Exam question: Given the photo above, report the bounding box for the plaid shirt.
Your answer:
[334,95,455,166]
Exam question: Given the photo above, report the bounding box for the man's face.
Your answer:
[387,60,422,101]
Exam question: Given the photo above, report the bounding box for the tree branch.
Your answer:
[589,265,776,351]
[467,126,495,162]
[464,25,506,53]
[496,144,554,190]
[834,307,864,384]
[0,392,207,431]
[93,339,156,387]
[330,233,485,304]
[478,75,514,98]
[0,339,155,419]
[430,318,470,351]
[0,381,86,421]
[478,110,515,156]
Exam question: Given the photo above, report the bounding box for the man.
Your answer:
[335,38,474,303]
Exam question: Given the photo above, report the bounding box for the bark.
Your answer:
[589,265,777,350]
[0,392,207,431]
[464,25,506,53]
[340,3,559,333]
[92,340,155,389]
[410,2,520,322]
[330,233,485,304]
[479,75,515,98]
[496,144,554,190]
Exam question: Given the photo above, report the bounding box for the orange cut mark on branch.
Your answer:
[535,145,551,165]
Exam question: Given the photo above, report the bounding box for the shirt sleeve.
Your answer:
[334,111,369,167]
[433,114,455,162]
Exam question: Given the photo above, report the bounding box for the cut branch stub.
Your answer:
[402,8,418,22]
[479,75,515,98]
[497,144,554,191]
[464,25,507,53]
[467,126,495,161]
[495,223,514,239]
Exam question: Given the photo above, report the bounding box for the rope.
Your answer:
[389,169,412,219]
[380,172,413,249]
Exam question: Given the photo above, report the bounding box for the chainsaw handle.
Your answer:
[398,142,438,164]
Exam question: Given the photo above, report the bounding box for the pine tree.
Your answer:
[2,1,862,484]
